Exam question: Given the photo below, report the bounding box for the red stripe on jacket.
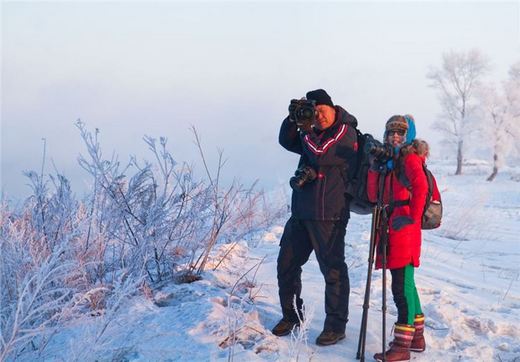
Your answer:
[303,124,348,155]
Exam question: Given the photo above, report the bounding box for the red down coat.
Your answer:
[367,150,428,270]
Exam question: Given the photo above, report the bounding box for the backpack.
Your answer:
[346,130,379,215]
[396,161,442,229]
[421,164,442,229]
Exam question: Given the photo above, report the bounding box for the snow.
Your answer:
[23,162,520,361]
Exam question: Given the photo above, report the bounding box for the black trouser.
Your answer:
[277,217,350,333]
[390,265,422,325]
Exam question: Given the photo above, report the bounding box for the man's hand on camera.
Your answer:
[369,155,386,172]
[288,99,298,122]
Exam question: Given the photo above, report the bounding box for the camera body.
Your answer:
[290,165,317,191]
[289,99,316,128]
[366,139,393,162]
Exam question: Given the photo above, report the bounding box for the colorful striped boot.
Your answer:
[373,323,415,362]
[410,314,426,352]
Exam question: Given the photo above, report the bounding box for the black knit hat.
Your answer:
[306,89,334,108]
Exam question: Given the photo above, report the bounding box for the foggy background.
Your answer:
[2,1,519,200]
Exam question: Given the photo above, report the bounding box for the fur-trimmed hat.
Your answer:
[385,115,408,132]
[306,89,334,108]
[384,115,408,140]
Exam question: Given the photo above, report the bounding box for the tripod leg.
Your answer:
[382,235,387,362]
[356,208,379,360]
[356,240,373,360]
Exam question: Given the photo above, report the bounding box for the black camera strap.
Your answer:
[393,199,410,207]
[387,171,411,212]
[387,172,396,216]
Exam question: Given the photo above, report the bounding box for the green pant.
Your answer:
[390,264,422,325]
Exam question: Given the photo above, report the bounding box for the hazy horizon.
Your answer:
[2,1,519,200]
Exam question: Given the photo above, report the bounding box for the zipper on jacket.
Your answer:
[321,172,326,220]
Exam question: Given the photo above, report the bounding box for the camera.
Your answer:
[289,99,316,128]
[366,139,393,161]
[290,166,317,191]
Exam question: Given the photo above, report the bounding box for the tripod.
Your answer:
[356,169,389,362]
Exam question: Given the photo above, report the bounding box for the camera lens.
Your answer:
[300,108,315,120]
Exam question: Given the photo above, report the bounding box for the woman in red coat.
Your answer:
[367,115,429,362]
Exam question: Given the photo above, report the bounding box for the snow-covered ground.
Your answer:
[34,162,520,361]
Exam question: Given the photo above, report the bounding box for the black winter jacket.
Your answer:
[279,106,359,221]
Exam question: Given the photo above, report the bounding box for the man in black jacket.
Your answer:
[272,89,358,346]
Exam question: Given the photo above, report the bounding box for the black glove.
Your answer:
[369,155,386,172]
[288,99,299,122]
[392,216,414,231]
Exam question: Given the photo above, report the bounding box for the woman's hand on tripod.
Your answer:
[392,216,414,230]
[369,155,386,172]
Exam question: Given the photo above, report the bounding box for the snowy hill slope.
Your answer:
[30,163,520,362]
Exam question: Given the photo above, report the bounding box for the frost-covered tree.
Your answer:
[477,86,517,181]
[502,62,520,168]
[428,49,490,175]
[505,61,520,128]
[509,61,520,82]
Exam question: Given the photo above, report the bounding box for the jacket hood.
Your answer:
[401,139,429,161]
[335,105,358,128]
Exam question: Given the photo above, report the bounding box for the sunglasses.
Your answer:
[388,129,406,136]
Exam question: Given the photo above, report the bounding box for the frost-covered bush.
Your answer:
[0,122,282,361]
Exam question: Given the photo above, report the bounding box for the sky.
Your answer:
[1,1,519,200]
